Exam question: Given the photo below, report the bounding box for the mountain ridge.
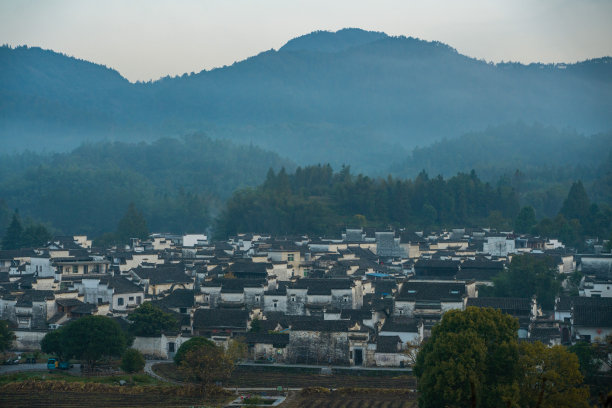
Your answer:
[1,29,611,172]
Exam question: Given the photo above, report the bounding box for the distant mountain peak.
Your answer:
[279,28,388,53]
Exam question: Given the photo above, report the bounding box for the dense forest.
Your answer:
[215,165,520,237]
[0,135,292,237]
[389,123,612,218]
[2,29,611,172]
[0,129,609,245]
[216,166,612,246]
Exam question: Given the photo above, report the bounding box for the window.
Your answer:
[72,265,78,274]
[273,300,278,309]
[98,298,103,304]
[343,295,349,303]
[129,296,134,301]
[168,342,175,353]
[255,295,260,302]
[136,296,142,304]
[288,254,294,262]
[180,307,187,314]
[117,297,124,306]
[83,265,88,274]
[291,295,296,302]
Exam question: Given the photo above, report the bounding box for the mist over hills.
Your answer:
[2,28,611,173]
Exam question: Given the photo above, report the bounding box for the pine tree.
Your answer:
[560,181,590,223]
[116,203,149,244]
[515,206,537,233]
[1,212,23,250]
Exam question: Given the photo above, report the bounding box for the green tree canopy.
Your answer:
[127,302,178,337]
[1,210,52,250]
[1,212,23,250]
[515,206,537,234]
[560,181,590,223]
[0,319,15,352]
[179,343,234,392]
[41,315,127,369]
[40,328,67,360]
[518,341,589,408]
[116,202,149,244]
[120,348,146,373]
[174,336,216,366]
[414,307,520,408]
[489,254,562,310]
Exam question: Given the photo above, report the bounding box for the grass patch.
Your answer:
[153,363,417,389]
[0,371,163,386]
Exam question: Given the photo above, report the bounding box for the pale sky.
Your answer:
[1,0,611,82]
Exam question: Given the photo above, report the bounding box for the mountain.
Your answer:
[2,28,612,172]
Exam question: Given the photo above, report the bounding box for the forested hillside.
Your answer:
[216,166,612,248]
[0,135,292,236]
[215,165,520,237]
[389,123,612,218]
[2,29,611,172]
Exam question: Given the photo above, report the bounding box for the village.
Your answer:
[1,227,610,369]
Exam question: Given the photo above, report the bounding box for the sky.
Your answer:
[1,0,612,82]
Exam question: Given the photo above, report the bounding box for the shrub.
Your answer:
[120,348,145,374]
[173,337,215,365]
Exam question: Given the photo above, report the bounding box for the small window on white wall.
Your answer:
[117,297,124,306]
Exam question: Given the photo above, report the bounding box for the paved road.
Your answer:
[144,359,183,384]
[0,363,82,375]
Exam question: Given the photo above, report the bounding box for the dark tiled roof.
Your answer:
[376,335,402,353]
[340,309,373,321]
[108,276,143,294]
[245,333,290,346]
[56,298,86,307]
[529,327,561,340]
[291,320,351,332]
[132,264,191,284]
[573,304,612,327]
[193,309,248,330]
[396,281,465,301]
[380,317,419,333]
[71,303,97,315]
[291,278,352,295]
[157,289,194,308]
[556,296,612,312]
[467,297,532,313]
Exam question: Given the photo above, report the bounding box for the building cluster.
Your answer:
[1,229,611,367]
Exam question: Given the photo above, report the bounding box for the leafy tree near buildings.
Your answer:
[518,342,589,408]
[226,337,247,363]
[179,343,234,392]
[41,315,127,369]
[21,224,52,248]
[414,307,521,408]
[128,302,178,337]
[1,210,52,250]
[0,319,16,352]
[490,254,562,310]
[120,348,145,373]
[40,328,67,360]
[569,341,601,382]
[249,317,262,333]
[174,336,216,366]
[415,307,590,408]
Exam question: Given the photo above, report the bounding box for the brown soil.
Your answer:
[281,388,418,408]
[154,363,417,389]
